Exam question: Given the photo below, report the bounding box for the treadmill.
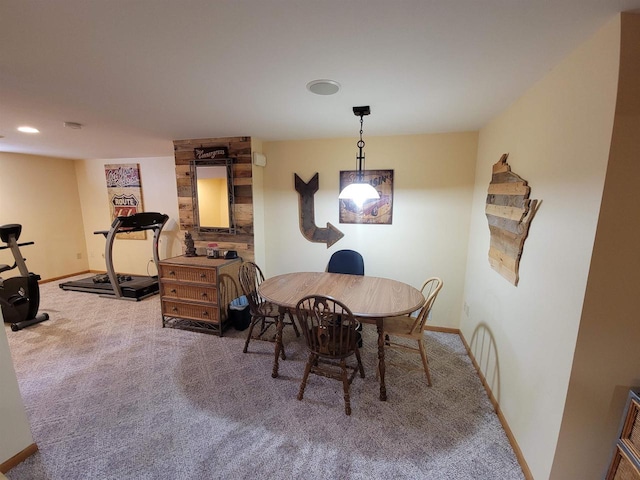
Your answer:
[60,212,169,301]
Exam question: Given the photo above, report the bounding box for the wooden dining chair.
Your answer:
[238,262,299,358]
[295,295,365,415]
[382,277,443,386]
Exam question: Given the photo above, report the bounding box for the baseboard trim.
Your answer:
[41,271,90,284]
[42,270,139,284]
[0,443,38,474]
[457,332,534,480]
[424,325,459,334]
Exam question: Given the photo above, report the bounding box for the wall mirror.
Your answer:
[191,158,235,234]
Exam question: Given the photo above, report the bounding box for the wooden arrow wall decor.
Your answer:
[295,173,344,248]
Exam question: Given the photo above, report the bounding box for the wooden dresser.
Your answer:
[607,389,640,479]
[158,255,242,336]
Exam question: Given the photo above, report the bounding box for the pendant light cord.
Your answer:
[356,114,365,181]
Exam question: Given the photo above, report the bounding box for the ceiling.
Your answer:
[2,0,640,160]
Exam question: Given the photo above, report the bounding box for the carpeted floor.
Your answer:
[4,276,524,479]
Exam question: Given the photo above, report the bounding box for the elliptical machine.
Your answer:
[0,224,49,331]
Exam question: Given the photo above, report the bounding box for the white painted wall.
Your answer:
[262,132,478,329]
[74,157,182,276]
[0,153,88,280]
[0,310,34,467]
[550,13,640,479]
[461,16,620,479]
[251,138,266,268]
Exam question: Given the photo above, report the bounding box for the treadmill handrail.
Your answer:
[113,212,169,230]
[102,212,169,299]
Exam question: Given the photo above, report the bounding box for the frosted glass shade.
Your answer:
[339,182,380,208]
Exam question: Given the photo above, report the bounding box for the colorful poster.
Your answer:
[104,164,146,240]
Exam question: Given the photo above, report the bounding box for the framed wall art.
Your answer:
[339,169,394,224]
[104,163,146,240]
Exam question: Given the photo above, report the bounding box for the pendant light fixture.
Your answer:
[338,106,380,207]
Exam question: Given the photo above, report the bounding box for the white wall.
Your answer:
[74,157,182,276]
[251,138,266,268]
[550,13,640,479]
[0,310,34,466]
[263,132,478,329]
[461,16,620,479]
[0,153,88,280]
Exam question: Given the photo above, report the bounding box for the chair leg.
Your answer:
[288,309,301,337]
[298,353,315,401]
[258,317,270,337]
[272,315,286,378]
[243,315,261,353]
[354,347,365,378]
[340,359,352,415]
[418,338,432,386]
[277,312,286,361]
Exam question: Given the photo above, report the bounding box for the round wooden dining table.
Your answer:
[258,271,425,401]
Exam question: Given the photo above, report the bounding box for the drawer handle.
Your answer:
[202,311,209,317]
[169,270,176,276]
[201,292,208,299]
[200,273,207,279]
[170,289,177,294]
[172,307,178,313]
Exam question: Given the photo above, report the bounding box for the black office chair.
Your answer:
[327,249,364,276]
[327,249,365,346]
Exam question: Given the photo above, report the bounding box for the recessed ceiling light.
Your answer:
[17,126,39,133]
[306,79,341,95]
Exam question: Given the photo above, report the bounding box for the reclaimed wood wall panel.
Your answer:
[173,136,255,263]
[485,153,540,286]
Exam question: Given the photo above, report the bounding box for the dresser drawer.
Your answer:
[161,300,220,324]
[161,282,218,304]
[608,445,640,480]
[622,399,640,460]
[159,264,217,284]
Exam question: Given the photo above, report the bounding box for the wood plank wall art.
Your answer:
[485,153,540,286]
[295,173,344,247]
[173,136,255,263]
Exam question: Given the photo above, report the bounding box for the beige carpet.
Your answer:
[4,275,524,479]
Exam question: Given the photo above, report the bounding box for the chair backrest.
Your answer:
[238,261,266,314]
[327,249,364,276]
[410,277,443,335]
[218,272,240,319]
[295,295,359,359]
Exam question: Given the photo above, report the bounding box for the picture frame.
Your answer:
[339,169,394,224]
[104,163,146,240]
